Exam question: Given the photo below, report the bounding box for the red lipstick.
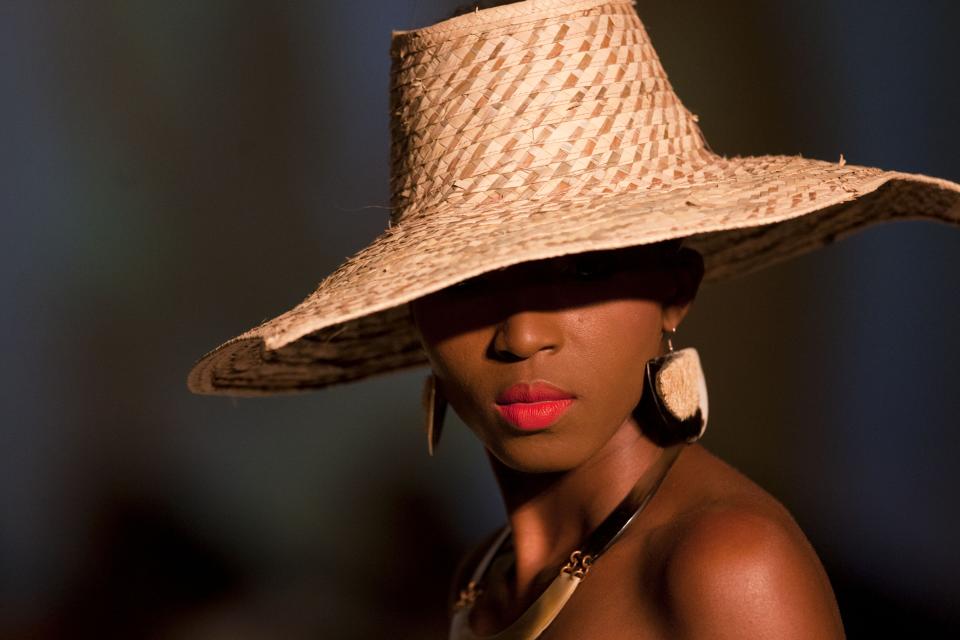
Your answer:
[495,382,575,431]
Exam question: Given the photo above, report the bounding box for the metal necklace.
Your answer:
[449,443,685,640]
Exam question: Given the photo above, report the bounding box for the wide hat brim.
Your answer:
[187,156,960,396]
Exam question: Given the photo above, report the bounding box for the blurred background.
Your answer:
[2,1,959,638]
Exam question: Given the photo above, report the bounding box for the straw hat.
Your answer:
[187,0,960,396]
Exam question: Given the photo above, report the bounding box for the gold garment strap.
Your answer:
[449,443,685,640]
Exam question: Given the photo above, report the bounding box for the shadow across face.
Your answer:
[411,241,701,347]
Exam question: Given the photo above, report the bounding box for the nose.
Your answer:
[491,309,564,361]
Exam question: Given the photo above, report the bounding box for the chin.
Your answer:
[487,434,596,474]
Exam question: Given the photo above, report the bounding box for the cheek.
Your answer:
[570,299,664,421]
[421,329,493,419]
[428,334,479,384]
[576,299,663,369]
[412,299,504,435]
[414,299,481,377]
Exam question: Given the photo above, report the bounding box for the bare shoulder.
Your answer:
[656,446,845,639]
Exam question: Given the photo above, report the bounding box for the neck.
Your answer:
[487,418,663,600]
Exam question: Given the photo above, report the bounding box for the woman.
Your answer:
[188,0,960,637]
[412,242,846,638]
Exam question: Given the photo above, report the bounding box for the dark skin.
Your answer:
[411,244,845,639]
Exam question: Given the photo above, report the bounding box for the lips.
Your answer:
[495,382,575,431]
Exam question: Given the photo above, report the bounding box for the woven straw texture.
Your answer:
[187,0,960,396]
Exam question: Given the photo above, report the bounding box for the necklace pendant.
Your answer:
[561,550,594,580]
[454,580,484,611]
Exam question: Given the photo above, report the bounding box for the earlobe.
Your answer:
[662,299,694,334]
[661,248,703,330]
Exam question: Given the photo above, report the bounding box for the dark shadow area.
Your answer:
[829,563,960,639]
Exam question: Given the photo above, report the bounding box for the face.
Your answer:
[411,244,703,474]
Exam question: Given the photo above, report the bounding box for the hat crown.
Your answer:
[388,0,710,223]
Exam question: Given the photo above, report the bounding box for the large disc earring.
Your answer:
[422,374,448,456]
[635,328,709,446]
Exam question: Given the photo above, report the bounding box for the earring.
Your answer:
[422,374,447,456]
[635,328,709,446]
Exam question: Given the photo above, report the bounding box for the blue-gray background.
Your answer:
[2,1,959,638]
